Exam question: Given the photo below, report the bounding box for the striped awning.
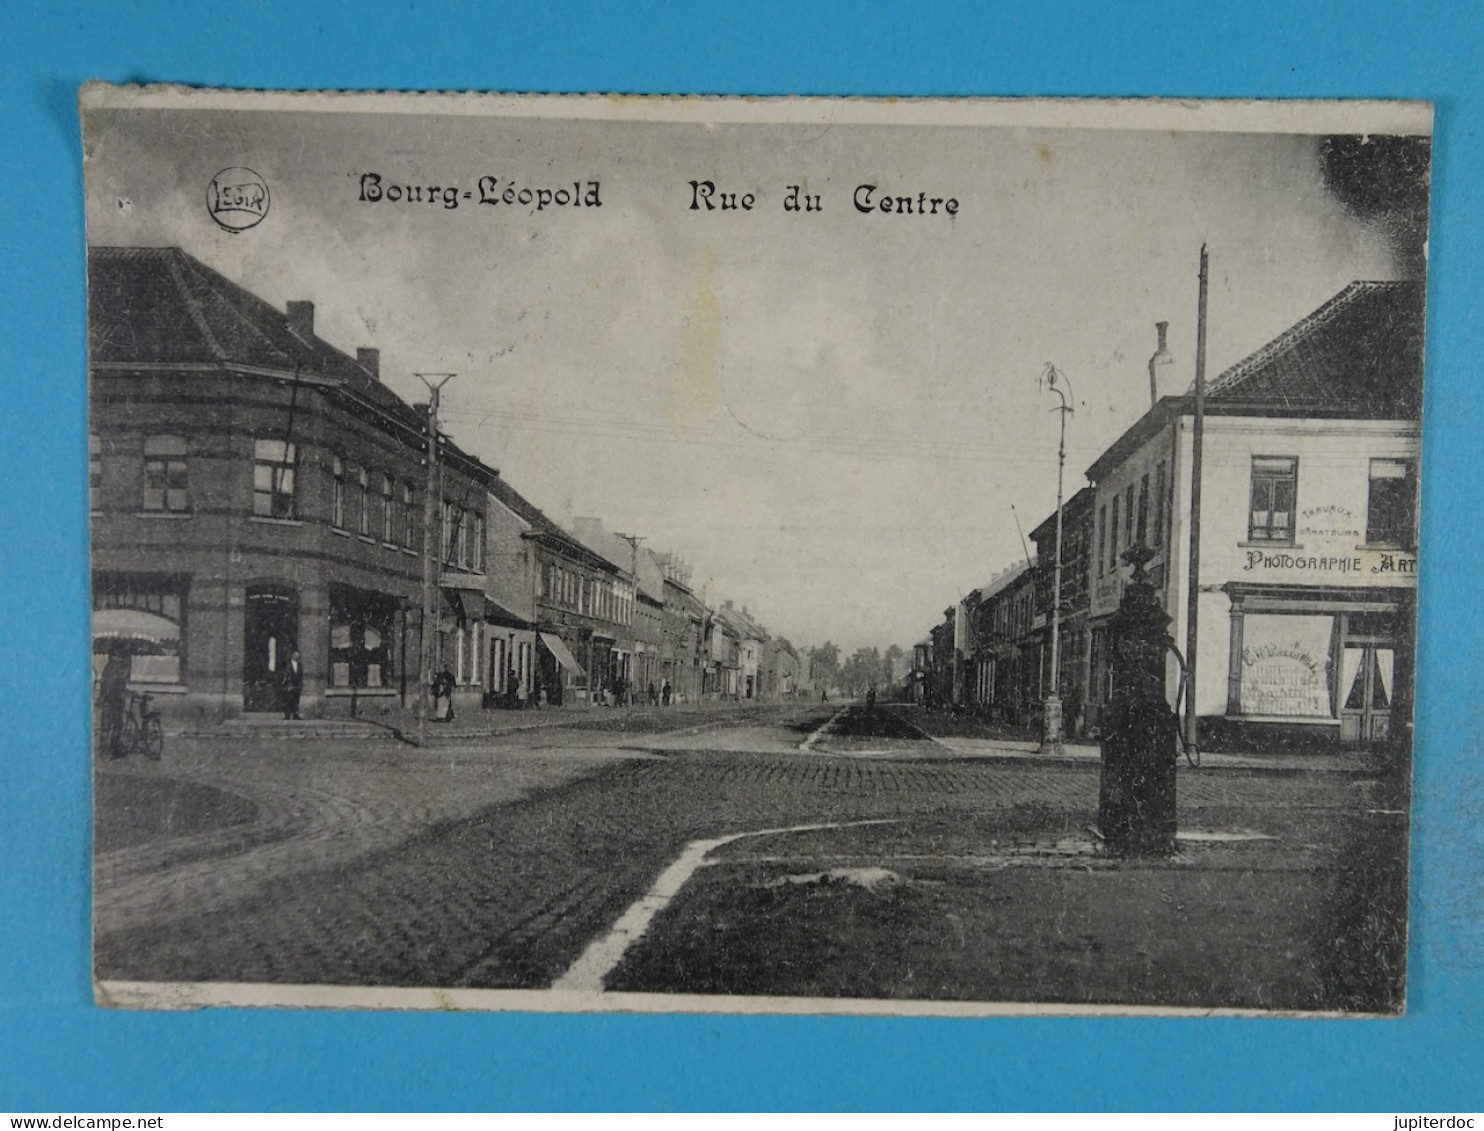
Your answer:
[92,607,179,650]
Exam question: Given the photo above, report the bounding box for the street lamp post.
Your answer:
[616,531,644,712]
[1040,363,1074,756]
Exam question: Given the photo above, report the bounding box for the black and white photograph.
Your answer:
[83,88,1430,1016]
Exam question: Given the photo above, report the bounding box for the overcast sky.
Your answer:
[84,99,1414,652]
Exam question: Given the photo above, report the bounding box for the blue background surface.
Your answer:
[2,0,1480,1112]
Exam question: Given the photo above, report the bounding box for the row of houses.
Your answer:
[89,246,801,722]
[913,280,1423,752]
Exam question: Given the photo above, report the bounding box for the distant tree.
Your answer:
[839,645,883,697]
[810,641,841,692]
[883,644,905,692]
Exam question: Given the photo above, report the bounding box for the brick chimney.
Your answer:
[1148,320,1175,406]
[286,301,314,340]
[357,347,380,380]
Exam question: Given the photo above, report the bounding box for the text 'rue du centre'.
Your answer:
[691,181,960,216]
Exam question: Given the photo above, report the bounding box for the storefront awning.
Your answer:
[537,632,584,675]
[92,607,179,652]
[484,597,534,630]
[440,587,486,626]
[438,571,486,592]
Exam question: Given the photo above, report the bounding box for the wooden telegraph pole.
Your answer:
[416,373,454,749]
[1183,248,1209,759]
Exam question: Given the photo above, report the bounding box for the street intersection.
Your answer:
[93,702,1407,1012]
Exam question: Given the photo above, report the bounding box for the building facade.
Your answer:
[1085,281,1422,750]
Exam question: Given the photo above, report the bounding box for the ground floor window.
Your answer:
[1226,598,1406,744]
[329,585,397,689]
[1237,613,1336,718]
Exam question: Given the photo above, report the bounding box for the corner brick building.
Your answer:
[89,247,493,721]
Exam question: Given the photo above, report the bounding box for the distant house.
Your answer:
[713,601,768,699]
[972,561,1038,726]
[485,480,631,707]
[1028,486,1095,737]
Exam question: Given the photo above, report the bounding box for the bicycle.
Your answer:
[111,691,164,760]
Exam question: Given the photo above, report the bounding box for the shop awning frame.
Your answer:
[537,632,585,676]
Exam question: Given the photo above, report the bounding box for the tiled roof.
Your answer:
[487,477,608,568]
[88,246,413,422]
[89,245,512,494]
[1205,280,1424,418]
[714,603,767,640]
[977,560,1033,603]
[1087,280,1425,482]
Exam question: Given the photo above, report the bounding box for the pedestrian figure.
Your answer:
[821,689,828,703]
[433,666,456,721]
[867,686,876,710]
[661,679,671,706]
[648,681,658,706]
[98,650,130,758]
[507,667,520,710]
[281,649,304,720]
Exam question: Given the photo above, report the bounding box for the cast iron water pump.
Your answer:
[1098,542,1179,856]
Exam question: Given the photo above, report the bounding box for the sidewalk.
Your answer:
[927,734,1369,773]
[897,705,1385,774]
[170,696,796,744]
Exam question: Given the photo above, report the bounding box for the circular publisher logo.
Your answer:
[207,167,270,232]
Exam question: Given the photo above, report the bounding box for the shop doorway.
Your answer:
[244,584,299,712]
[1340,643,1393,743]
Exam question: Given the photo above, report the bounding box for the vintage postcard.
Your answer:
[83,87,1430,1016]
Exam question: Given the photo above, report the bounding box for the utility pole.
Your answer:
[1039,363,1074,756]
[416,373,455,749]
[615,531,644,712]
[1184,247,1209,760]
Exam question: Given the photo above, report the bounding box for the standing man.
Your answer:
[661,679,671,707]
[281,649,304,720]
[98,649,130,757]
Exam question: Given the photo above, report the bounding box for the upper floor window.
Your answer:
[252,439,297,519]
[381,474,395,543]
[1249,456,1297,543]
[90,434,103,512]
[1154,461,1167,547]
[456,509,471,569]
[1367,459,1417,548]
[1096,504,1107,577]
[472,513,484,571]
[1109,495,1121,565]
[1136,473,1150,544]
[357,467,371,536]
[143,435,189,513]
[402,483,416,550]
[331,456,346,528]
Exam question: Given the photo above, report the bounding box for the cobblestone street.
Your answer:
[94,704,1407,1012]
